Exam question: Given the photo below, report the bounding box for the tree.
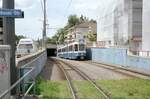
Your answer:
[80,15,84,23]
[68,15,80,28]
[47,14,97,44]
[90,19,97,23]
[15,35,26,44]
[47,35,59,44]
[87,32,97,42]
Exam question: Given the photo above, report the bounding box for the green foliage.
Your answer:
[47,14,96,44]
[34,78,150,99]
[15,35,26,44]
[34,78,71,99]
[47,35,58,44]
[67,15,80,28]
[97,78,150,99]
[74,81,105,98]
[87,32,97,42]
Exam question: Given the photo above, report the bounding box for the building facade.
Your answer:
[66,22,97,47]
[142,0,150,51]
[97,0,143,51]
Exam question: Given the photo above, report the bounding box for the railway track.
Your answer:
[83,61,150,79]
[51,58,78,99]
[51,58,111,99]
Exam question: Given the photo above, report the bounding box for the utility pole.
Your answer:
[43,0,47,48]
[3,0,17,94]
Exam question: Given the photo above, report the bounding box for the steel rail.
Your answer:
[57,59,111,99]
[52,59,78,99]
[85,61,150,79]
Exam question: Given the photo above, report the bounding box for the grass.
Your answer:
[35,78,150,99]
[73,81,105,99]
[35,78,71,99]
[97,78,150,99]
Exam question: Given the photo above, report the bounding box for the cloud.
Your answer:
[0,0,2,7]
[15,0,40,10]
[0,0,39,9]
[1,0,112,40]
[73,0,100,10]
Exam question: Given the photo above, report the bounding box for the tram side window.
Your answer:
[63,48,65,52]
[64,48,65,52]
[64,47,66,52]
[71,45,73,51]
[79,44,85,51]
[75,44,78,51]
[65,47,68,52]
[18,44,33,49]
[69,46,73,51]
[69,46,71,51]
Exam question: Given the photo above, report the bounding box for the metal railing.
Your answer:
[129,50,150,57]
[0,50,47,99]
[0,67,35,99]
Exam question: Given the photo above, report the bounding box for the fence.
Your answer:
[0,50,47,99]
[129,50,150,57]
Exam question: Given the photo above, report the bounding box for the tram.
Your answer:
[16,38,38,58]
[57,40,86,60]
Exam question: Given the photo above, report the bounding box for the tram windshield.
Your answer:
[75,44,78,51]
[18,44,33,49]
[79,44,85,51]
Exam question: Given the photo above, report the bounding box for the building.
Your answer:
[65,22,97,47]
[0,18,3,44]
[142,0,150,51]
[97,0,143,51]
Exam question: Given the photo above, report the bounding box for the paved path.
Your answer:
[40,58,65,80]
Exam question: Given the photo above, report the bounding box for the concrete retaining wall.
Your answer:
[16,50,46,67]
[0,45,10,99]
[19,50,47,83]
[91,48,150,72]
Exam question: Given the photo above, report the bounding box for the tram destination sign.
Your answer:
[0,8,24,18]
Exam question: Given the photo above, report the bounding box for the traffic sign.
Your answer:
[0,8,24,18]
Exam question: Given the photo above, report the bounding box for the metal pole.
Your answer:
[43,0,47,48]
[3,0,17,95]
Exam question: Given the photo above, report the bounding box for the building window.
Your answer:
[108,40,111,44]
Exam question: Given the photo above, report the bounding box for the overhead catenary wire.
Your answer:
[40,0,44,16]
[63,0,73,18]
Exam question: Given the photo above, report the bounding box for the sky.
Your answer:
[0,0,111,40]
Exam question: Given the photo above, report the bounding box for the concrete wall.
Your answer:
[0,45,10,99]
[91,48,150,72]
[16,50,45,67]
[20,50,47,79]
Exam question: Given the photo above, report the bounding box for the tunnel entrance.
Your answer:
[47,44,57,57]
[47,48,56,57]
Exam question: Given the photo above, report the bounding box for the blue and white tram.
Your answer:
[57,41,86,60]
